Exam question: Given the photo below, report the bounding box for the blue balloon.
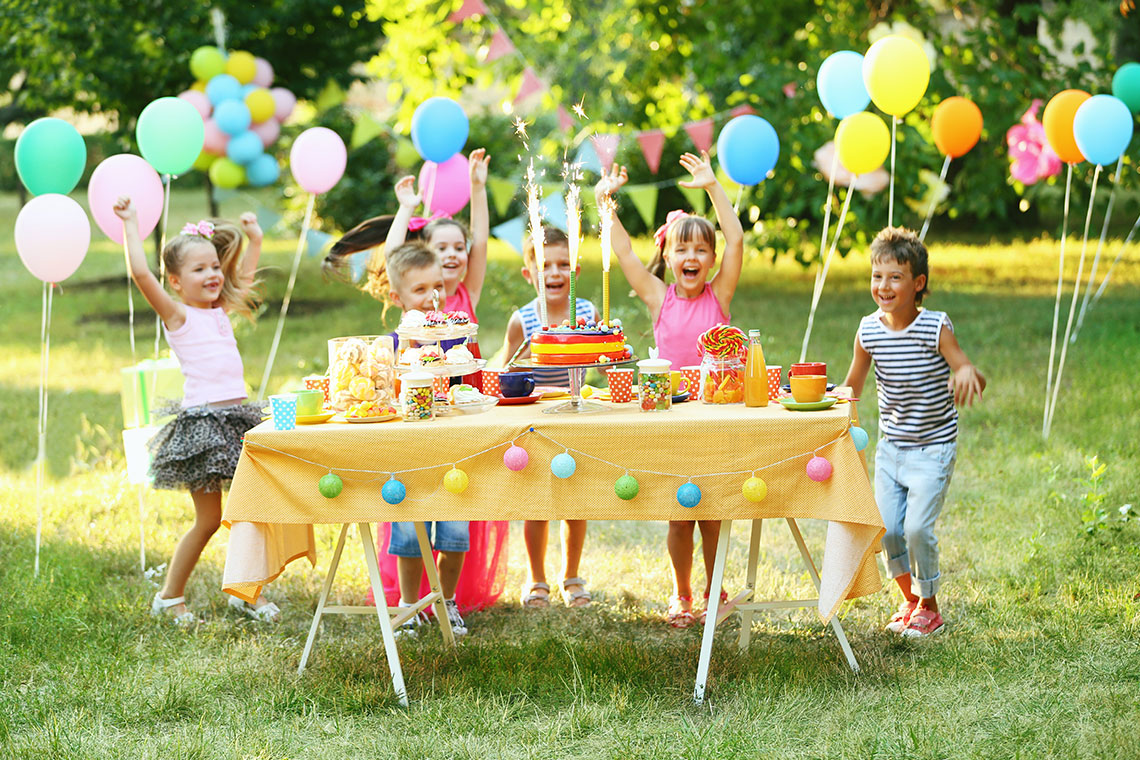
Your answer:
[206,74,244,105]
[716,115,779,186]
[850,426,869,452]
[1073,94,1134,167]
[226,131,263,164]
[382,479,406,505]
[410,97,469,163]
[214,100,252,136]
[677,482,702,509]
[242,83,260,98]
[817,51,871,119]
[246,154,280,187]
[551,452,577,479]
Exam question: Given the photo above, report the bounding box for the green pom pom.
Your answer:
[319,473,343,499]
[615,474,639,501]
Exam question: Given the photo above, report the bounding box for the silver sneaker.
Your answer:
[444,599,468,636]
[394,609,427,639]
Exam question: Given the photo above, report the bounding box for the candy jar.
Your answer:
[700,355,745,404]
[637,357,672,412]
[401,371,435,421]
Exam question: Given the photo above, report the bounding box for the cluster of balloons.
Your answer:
[1041,63,1139,170]
[410,97,473,216]
[180,46,296,188]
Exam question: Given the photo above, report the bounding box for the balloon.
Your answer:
[214,99,252,135]
[931,97,983,158]
[226,131,263,164]
[418,153,472,216]
[14,194,91,282]
[270,87,296,122]
[253,57,274,88]
[410,97,469,163]
[135,96,205,176]
[192,150,218,172]
[1112,62,1140,114]
[816,50,870,119]
[209,157,246,189]
[1073,95,1134,166]
[206,73,243,105]
[251,118,280,148]
[14,117,87,196]
[862,35,930,116]
[1042,89,1091,165]
[202,118,229,154]
[246,154,280,187]
[189,46,226,81]
[87,154,164,244]
[715,114,780,185]
[244,88,276,123]
[190,80,207,93]
[835,111,891,175]
[290,127,347,194]
[177,90,212,121]
[225,50,258,85]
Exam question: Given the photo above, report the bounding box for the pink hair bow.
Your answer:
[181,220,215,239]
[653,209,688,249]
[408,212,449,233]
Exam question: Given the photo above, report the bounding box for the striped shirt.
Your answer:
[517,297,597,387]
[858,308,957,447]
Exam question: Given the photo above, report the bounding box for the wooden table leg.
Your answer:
[738,519,763,651]
[413,521,456,647]
[360,522,409,706]
[785,518,860,673]
[298,523,348,675]
[693,518,733,705]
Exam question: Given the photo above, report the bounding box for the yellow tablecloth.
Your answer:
[223,398,884,619]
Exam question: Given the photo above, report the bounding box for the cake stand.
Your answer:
[510,357,637,414]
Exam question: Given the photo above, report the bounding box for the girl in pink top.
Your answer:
[115,198,277,626]
[596,151,744,628]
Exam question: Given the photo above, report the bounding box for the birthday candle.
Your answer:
[526,162,547,325]
[566,183,581,325]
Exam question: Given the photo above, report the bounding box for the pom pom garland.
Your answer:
[615,474,640,500]
[551,452,577,479]
[742,476,767,502]
[444,467,469,494]
[318,473,343,499]
[382,478,406,505]
[806,456,833,482]
[850,426,869,452]
[504,445,529,471]
[677,482,702,509]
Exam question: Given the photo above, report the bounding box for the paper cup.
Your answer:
[766,365,782,399]
[481,369,502,397]
[431,374,451,399]
[270,393,297,431]
[681,366,702,397]
[304,375,330,404]
[607,368,634,403]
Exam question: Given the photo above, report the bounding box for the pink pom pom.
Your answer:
[806,455,832,482]
[504,445,529,472]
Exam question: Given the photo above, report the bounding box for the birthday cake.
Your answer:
[529,318,631,365]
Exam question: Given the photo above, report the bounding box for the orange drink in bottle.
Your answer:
[744,329,768,407]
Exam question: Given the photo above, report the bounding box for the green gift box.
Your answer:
[121,358,184,429]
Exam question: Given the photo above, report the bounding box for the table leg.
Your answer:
[738,519,763,651]
[359,522,409,706]
[693,518,733,705]
[298,523,349,675]
[414,521,456,647]
[785,518,860,674]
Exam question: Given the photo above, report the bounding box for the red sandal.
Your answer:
[698,589,729,624]
[667,595,695,628]
[902,608,944,638]
[885,599,918,634]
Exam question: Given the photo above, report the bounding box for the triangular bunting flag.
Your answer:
[448,0,487,23]
[316,79,345,113]
[513,67,545,105]
[255,205,283,233]
[306,229,333,258]
[575,140,602,174]
[730,104,756,118]
[487,176,516,217]
[542,191,568,232]
[636,129,666,174]
[678,184,707,214]
[351,112,386,149]
[684,118,715,153]
[625,185,659,230]
[485,28,514,62]
[558,105,574,131]
[350,251,369,282]
[582,190,599,227]
[212,187,238,204]
[492,215,528,256]
[590,134,619,173]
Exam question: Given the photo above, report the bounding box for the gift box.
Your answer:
[120,358,183,429]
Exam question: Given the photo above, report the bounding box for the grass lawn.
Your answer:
[1,189,1139,758]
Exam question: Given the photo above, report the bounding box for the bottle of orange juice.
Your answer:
[744,329,768,407]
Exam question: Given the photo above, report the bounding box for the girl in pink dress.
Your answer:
[596,151,744,628]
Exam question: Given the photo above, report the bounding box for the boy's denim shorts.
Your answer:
[388,521,470,557]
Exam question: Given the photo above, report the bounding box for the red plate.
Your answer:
[496,392,543,405]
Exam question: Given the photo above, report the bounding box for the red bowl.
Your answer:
[790,362,826,378]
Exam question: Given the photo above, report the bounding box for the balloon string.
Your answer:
[1043,163,1072,439]
[258,193,315,399]
[733,184,743,214]
[1089,207,1140,310]
[919,155,952,243]
[155,174,172,362]
[123,239,136,363]
[35,282,53,577]
[1072,154,1124,343]
[814,150,839,304]
[422,161,437,218]
[888,117,897,228]
[1045,163,1101,438]
[800,176,857,362]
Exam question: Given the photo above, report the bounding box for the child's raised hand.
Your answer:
[469,148,490,187]
[595,164,628,200]
[678,151,716,190]
[239,212,263,242]
[948,363,986,407]
[394,175,421,208]
[112,196,137,221]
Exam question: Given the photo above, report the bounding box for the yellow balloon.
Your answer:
[192,150,217,172]
[444,467,469,494]
[245,88,276,123]
[862,35,930,116]
[836,112,891,175]
[225,50,258,85]
[190,80,208,93]
[742,476,767,503]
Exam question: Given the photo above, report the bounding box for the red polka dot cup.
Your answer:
[766,366,782,399]
[304,375,330,405]
[481,369,502,397]
[607,368,634,403]
[680,366,702,397]
[431,374,451,399]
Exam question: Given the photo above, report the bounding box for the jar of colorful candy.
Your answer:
[401,372,435,421]
[637,357,673,412]
[700,355,744,404]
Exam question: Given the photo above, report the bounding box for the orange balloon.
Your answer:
[931,97,983,158]
[1042,89,1090,164]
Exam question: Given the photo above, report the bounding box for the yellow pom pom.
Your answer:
[444,467,469,494]
[742,476,768,503]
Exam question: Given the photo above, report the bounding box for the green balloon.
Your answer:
[615,474,639,501]
[136,96,205,176]
[319,473,343,499]
[208,157,246,189]
[14,118,87,196]
[190,45,227,81]
[1112,62,1140,115]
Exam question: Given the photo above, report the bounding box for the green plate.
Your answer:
[778,397,837,411]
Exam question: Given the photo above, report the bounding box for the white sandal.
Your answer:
[227,594,281,622]
[151,592,196,627]
[520,581,551,608]
[561,577,592,608]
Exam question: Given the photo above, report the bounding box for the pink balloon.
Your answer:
[15,194,91,282]
[178,90,212,121]
[87,154,164,244]
[418,153,471,216]
[203,118,229,154]
[251,118,281,148]
[253,57,274,88]
[271,87,296,122]
[290,127,346,194]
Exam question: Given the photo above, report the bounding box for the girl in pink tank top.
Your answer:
[596,150,744,628]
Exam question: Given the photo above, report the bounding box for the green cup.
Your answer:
[293,388,324,416]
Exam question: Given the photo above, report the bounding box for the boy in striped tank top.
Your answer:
[842,227,986,638]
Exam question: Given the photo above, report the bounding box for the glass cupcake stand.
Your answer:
[395,323,487,415]
[510,356,637,414]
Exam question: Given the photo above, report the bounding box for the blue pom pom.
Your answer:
[382,479,406,505]
[850,426,869,452]
[677,482,702,509]
[551,452,577,479]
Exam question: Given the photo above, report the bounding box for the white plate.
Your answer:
[396,324,478,341]
[396,359,486,377]
[450,397,499,415]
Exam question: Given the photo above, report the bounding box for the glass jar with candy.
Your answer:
[637,357,673,412]
[401,372,435,421]
[697,325,747,404]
